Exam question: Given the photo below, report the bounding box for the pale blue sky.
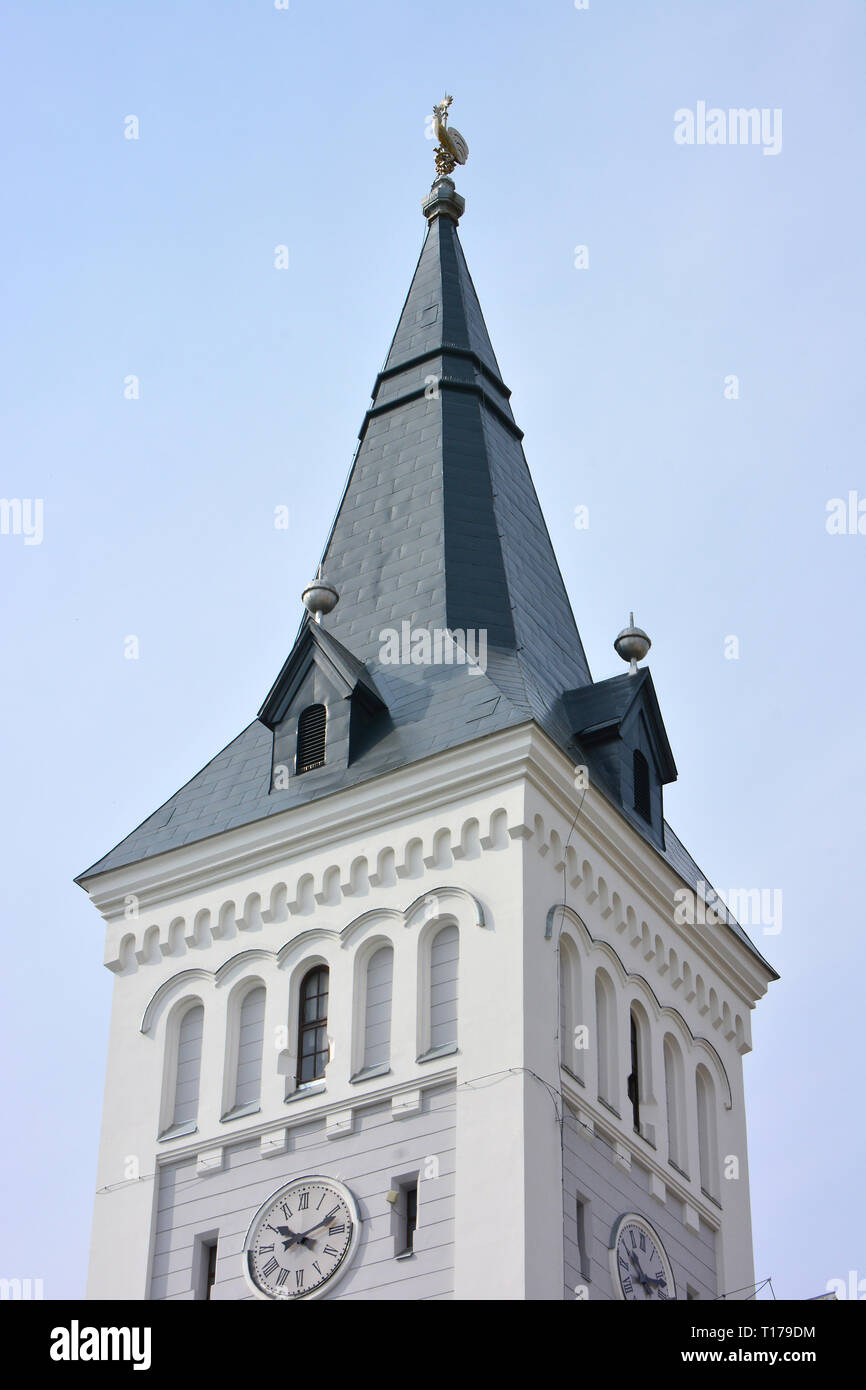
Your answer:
[1,0,863,1299]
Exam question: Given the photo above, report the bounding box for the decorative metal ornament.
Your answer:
[302,567,339,624]
[432,94,469,177]
[614,612,651,674]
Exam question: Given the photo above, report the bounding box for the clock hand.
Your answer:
[294,1213,345,1241]
[275,1224,314,1252]
[627,1249,647,1283]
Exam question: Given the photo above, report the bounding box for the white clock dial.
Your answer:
[609,1213,675,1301]
[243,1176,360,1301]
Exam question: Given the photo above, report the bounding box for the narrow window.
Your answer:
[560,938,579,1074]
[363,945,393,1070]
[696,1064,719,1199]
[296,704,326,773]
[405,1185,418,1253]
[173,1003,204,1129]
[627,1010,641,1132]
[429,924,459,1050]
[633,749,651,822]
[576,1197,591,1282]
[194,1235,218,1301]
[297,966,329,1084]
[233,985,265,1111]
[393,1175,419,1257]
[594,970,617,1108]
[664,1034,687,1171]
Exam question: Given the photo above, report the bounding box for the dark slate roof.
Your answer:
[76,178,777,978]
[566,669,678,784]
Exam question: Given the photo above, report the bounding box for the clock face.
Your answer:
[243,1176,360,1301]
[609,1213,675,1301]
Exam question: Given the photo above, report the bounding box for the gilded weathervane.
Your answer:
[432,95,469,177]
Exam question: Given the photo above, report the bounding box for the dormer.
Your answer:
[258,622,388,790]
[564,668,677,851]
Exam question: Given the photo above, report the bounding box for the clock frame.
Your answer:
[608,1212,676,1302]
[242,1174,361,1301]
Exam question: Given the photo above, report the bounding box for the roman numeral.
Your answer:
[296,1270,304,1288]
[262,1258,279,1277]
[629,1229,637,1248]
[298,1191,310,1211]
[259,1244,274,1254]
[316,1193,327,1210]
[639,1232,646,1252]
[329,1223,346,1236]
[312,1261,322,1276]
[622,1277,633,1294]
[323,1245,339,1258]
[323,1206,341,1225]
[280,1201,292,1219]
[276,1267,290,1287]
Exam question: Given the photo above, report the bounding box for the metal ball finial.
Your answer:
[614,612,651,674]
[302,568,339,624]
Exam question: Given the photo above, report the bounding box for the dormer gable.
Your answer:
[565,669,677,851]
[258,623,388,789]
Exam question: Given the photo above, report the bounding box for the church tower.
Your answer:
[78,121,776,1302]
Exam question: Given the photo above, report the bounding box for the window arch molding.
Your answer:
[350,933,396,1078]
[158,993,206,1138]
[221,975,267,1121]
[141,967,212,1035]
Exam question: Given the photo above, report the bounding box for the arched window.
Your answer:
[696,1064,719,1199]
[171,1002,204,1132]
[627,1009,641,1131]
[363,945,394,1070]
[633,749,651,822]
[429,924,459,1050]
[664,1034,687,1171]
[594,969,618,1108]
[297,967,329,1084]
[296,704,326,774]
[232,985,266,1111]
[560,937,583,1079]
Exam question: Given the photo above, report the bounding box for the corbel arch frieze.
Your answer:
[105,810,502,974]
[546,902,733,1109]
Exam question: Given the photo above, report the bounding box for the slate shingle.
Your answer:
[75,188,775,975]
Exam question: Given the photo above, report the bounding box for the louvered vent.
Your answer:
[633,749,651,823]
[296,704,326,773]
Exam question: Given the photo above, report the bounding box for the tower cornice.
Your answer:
[79,721,775,1007]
